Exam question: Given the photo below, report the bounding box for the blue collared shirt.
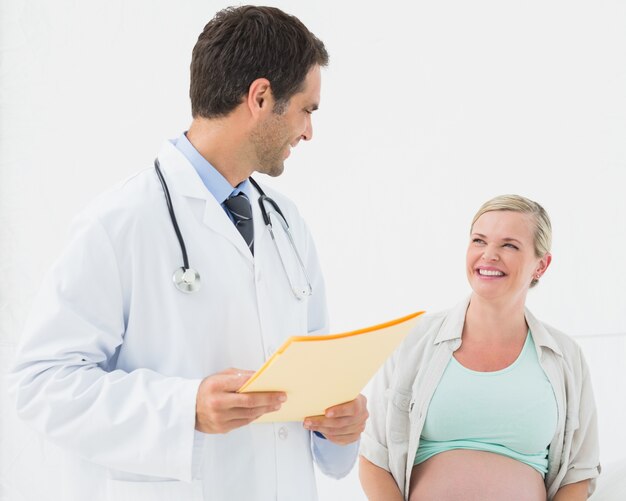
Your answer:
[173,132,251,221]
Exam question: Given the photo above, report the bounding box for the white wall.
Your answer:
[1,1,625,500]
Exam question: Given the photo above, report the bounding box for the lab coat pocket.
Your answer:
[387,388,412,444]
[107,478,203,501]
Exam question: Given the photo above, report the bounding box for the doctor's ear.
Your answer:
[247,78,274,117]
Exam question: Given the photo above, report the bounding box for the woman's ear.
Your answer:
[535,253,552,279]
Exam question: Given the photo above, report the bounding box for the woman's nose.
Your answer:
[482,247,500,261]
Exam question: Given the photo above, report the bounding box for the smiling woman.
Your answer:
[359,195,601,501]
[469,194,553,288]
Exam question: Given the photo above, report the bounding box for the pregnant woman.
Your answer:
[359,195,600,500]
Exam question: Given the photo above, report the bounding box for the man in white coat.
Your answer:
[10,6,367,501]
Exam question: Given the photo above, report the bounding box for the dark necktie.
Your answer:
[224,192,254,255]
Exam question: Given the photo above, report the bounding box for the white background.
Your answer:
[1,0,625,499]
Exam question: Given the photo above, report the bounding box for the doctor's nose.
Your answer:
[302,116,313,142]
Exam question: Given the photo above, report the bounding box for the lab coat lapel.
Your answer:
[156,141,254,262]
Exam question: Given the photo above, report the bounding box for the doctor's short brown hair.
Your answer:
[190,5,329,118]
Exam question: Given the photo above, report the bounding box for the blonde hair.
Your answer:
[471,194,552,287]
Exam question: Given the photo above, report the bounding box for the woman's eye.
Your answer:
[472,238,485,244]
[504,243,519,250]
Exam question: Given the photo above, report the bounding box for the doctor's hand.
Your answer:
[195,368,287,434]
[303,394,368,445]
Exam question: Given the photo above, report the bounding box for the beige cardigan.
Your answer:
[360,297,601,500]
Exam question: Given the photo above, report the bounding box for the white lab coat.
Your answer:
[10,141,356,501]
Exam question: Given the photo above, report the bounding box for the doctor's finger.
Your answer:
[226,403,283,420]
[322,394,368,419]
[221,367,255,377]
[320,429,362,445]
[227,391,287,410]
[305,414,358,429]
[310,419,366,436]
[205,414,266,434]
[201,372,255,393]
[196,400,282,434]
[219,417,260,432]
[307,421,366,444]
[201,390,285,414]
[219,406,283,431]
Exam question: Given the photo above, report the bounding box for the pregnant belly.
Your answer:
[409,450,547,501]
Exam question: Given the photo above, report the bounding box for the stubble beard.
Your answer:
[251,114,288,178]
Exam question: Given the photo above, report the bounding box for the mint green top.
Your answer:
[414,332,558,476]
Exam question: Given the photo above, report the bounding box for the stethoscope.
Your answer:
[154,159,313,300]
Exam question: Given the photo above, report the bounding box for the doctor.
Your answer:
[10,6,367,501]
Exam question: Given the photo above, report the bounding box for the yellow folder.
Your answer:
[238,310,425,422]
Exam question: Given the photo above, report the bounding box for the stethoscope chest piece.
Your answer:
[173,267,201,293]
